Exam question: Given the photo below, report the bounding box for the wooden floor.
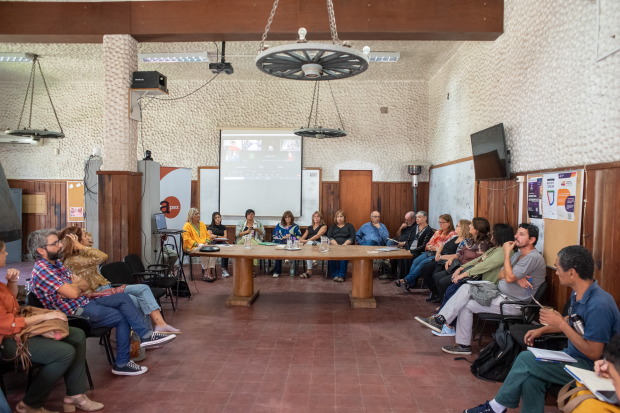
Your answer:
[1,261,561,413]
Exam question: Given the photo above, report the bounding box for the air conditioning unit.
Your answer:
[0,135,43,146]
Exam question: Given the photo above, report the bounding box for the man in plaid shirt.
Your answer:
[28,229,176,376]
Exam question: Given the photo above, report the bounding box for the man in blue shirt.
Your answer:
[356,211,389,246]
[465,245,620,413]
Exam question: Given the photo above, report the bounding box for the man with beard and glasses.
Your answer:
[28,229,176,376]
[415,223,546,355]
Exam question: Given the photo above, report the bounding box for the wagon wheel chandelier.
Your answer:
[255,0,370,81]
[5,55,65,139]
[294,80,346,139]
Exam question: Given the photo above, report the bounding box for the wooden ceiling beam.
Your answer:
[0,0,503,44]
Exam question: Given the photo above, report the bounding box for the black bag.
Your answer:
[470,323,520,382]
[171,281,191,297]
[445,259,462,275]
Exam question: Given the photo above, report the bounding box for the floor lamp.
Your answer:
[401,161,432,213]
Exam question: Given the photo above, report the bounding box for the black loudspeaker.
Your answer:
[131,71,168,93]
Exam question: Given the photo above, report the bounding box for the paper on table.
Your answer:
[375,247,399,252]
[367,251,380,254]
[527,347,578,363]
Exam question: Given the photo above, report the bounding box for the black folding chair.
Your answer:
[124,254,180,311]
[472,281,548,345]
[100,261,167,317]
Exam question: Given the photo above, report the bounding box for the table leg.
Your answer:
[350,259,376,308]
[226,258,260,306]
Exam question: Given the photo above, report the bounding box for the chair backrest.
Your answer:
[533,281,547,303]
[100,262,137,285]
[124,254,146,274]
[27,292,44,308]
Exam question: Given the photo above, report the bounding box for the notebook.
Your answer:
[527,347,578,363]
[565,366,617,403]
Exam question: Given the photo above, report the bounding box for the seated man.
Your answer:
[595,334,620,406]
[464,245,620,413]
[415,223,546,355]
[28,229,176,376]
[380,211,415,280]
[356,211,389,246]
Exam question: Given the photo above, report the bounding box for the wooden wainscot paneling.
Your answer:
[475,163,620,309]
[8,179,86,255]
[97,171,142,263]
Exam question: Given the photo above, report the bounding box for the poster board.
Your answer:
[67,181,85,222]
[22,193,46,215]
[526,170,584,268]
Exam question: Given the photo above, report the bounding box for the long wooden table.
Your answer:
[191,244,412,308]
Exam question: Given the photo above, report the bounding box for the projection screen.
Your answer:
[219,129,302,217]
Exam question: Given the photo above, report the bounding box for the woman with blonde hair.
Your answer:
[59,226,180,334]
[299,211,327,278]
[181,208,213,282]
[271,211,302,278]
[326,210,356,282]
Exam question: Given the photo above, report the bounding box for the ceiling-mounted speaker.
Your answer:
[0,161,22,242]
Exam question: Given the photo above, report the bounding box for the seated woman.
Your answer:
[327,210,356,282]
[207,212,230,277]
[432,223,515,337]
[235,209,265,275]
[182,208,214,282]
[59,227,180,335]
[271,211,302,278]
[420,219,471,302]
[299,211,327,278]
[0,237,104,413]
[431,217,492,303]
[396,214,456,290]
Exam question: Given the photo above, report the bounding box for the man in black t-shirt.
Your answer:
[380,211,416,279]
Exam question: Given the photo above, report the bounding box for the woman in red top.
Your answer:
[0,237,103,413]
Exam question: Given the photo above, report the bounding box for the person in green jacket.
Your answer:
[432,223,515,337]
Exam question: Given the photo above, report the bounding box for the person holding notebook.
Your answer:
[464,245,620,413]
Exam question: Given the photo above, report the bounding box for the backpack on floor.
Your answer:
[470,323,520,382]
[171,281,191,297]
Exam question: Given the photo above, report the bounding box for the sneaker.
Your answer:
[273,273,280,278]
[414,316,444,333]
[426,294,439,302]
[222,270,230,277]
[112,360,148,376]
[155,325,181,335]
[140,332,176,348]
[432,325,456,337]
[442,343,472,355]
[333,277,340,282]
[463,400,506,413]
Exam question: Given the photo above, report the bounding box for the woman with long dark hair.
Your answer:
[207,212,230,277]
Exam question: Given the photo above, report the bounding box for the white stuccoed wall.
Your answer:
[427,0,620,171]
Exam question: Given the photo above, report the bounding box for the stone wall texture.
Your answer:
[1,0,619,180]
[427,0,620,171]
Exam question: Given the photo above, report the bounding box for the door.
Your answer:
[339,170,372,234]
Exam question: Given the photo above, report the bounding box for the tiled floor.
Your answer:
[1,261,561,413]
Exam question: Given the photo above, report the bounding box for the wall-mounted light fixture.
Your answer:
[0,53,35,63]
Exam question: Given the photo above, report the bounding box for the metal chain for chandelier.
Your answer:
[255,0,369,80]
[294,80,346,139]
[6,55,65,139]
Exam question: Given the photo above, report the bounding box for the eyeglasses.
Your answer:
[371,216,380,219]
[439,221,448,224]
[44,240,62,248]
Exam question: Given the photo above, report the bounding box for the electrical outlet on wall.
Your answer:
[516,176,525,183]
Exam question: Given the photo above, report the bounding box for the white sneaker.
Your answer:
[432,325,456,337]
[273,273,280,278]
[222,270,230,277]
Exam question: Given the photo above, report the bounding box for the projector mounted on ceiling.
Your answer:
[209,42,234,75]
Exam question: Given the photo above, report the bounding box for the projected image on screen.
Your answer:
[220,130,302,217]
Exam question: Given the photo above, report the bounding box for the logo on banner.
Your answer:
[160,196,181,219]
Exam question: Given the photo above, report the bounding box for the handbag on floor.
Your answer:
[557,380,620,413]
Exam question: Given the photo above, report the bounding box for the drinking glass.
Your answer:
[320,236,329,252]
[287,238,292,249]
[294,239,300,249]
[244,235,253,249]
